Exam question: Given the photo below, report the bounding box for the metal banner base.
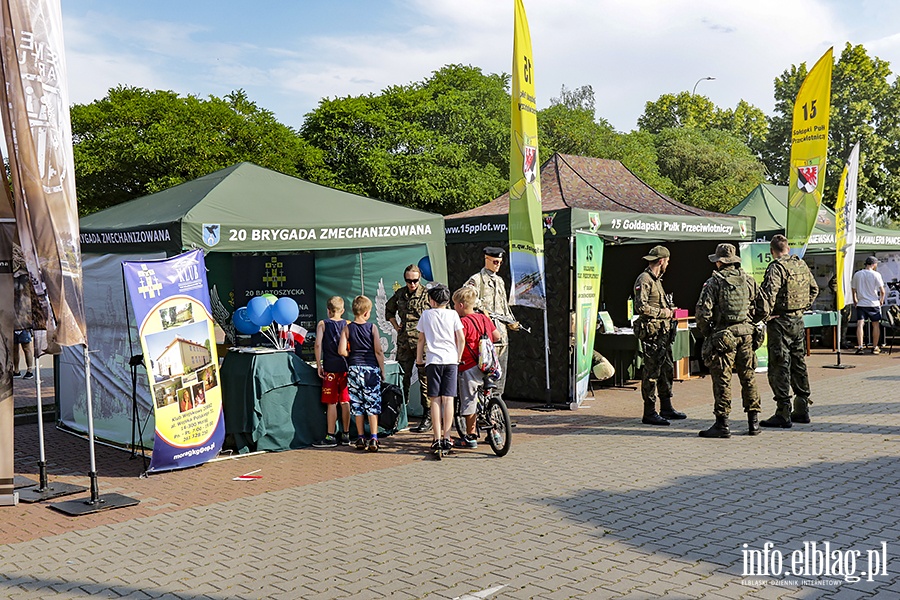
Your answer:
[13,475,37,488]
[18,481,87,503]
[823,364,856,369]
[49,492,140,516]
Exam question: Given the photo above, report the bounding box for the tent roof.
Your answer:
[729,183,900,252]
[80,162,446,255]
[449,153,726,219]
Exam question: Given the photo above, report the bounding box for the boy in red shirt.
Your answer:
[452,287,501,448]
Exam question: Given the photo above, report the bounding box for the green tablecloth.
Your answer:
[803,311,839,328]
[221,351,405,453]
[594,328,694,387]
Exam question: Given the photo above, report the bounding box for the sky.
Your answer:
[60,0,900,133]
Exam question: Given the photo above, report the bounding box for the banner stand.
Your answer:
[49,346,139,516]
[18,361,86,503]
[128,355,150,474]
[823,310,855,370]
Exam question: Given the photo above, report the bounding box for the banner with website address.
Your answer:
[574,233,603,405]
[123,249,224,473]
[739,242,771,370]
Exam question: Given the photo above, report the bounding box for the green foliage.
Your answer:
[763,43,900,219]
[71,87,332,215]
[638,92,718,132]
[654,128,766,213]
[301,64,510,215]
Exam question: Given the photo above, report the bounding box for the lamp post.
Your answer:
[692,76,716,96]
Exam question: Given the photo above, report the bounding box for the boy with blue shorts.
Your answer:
[338,295,386,452]
[416,284,464,458]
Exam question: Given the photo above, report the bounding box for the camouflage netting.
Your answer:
[447,238,571,404]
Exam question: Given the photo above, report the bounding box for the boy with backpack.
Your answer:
[338,295,386,452]
[416,284,465,458]
[452,287,501,448]
[312,296,351,448]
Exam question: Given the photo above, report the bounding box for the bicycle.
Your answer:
[454,371,512,457]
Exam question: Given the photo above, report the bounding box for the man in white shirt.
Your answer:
[851,256,886,354]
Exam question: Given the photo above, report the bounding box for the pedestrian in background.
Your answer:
[851,256,886,354]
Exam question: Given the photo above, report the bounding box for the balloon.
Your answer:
[261,293,277,305]
[417,255,433,281]
[272,297,300,325]
[247,296,273,327]
[232,307,261,335]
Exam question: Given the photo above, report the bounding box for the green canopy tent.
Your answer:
[445,153,753,404]
[729,183,900,253]
[60,162,447,446]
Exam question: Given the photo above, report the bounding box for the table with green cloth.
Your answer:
[802,310,839,354]
[221,351,405,453]
[594,328,694,388]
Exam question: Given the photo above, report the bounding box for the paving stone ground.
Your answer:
[2,349,899,599]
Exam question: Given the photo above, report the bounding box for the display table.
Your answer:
[221,351,405,453]
[803,310,839,355]
[594,327,694,388]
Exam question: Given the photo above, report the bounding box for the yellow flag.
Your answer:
[834,142,860,309]
[508,0,546,309]
[786,47,833,256]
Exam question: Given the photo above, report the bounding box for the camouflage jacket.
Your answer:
[634,268,673,321]
[755,255,818,319]
[384,284,429,350]
[465,268,514,345]
[696,264,759,338]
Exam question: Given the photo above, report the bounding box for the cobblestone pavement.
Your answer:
[2,350,899,599]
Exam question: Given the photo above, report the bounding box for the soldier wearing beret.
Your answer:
[465,246,519,398]
[385,264,431,431]
[633,245,686,425]
[695,243,762,438]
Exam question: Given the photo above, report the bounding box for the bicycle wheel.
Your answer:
[485,397,512,457]
[453,396,466,440]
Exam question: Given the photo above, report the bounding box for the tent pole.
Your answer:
[542,304,551,408]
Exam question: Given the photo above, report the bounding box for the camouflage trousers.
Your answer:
[766,315,810,407]
[707,333,760,417]
[638,331,673,406]
[395,344,429,410]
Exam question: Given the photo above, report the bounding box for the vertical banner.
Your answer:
[508,0,546,309]
[0,174,15,505]
[0,0,86,349]
[786,47,833,257]
[123,250,224,472]
[835,142,860,310]
[574,233,603,405]
[740,242,773,370]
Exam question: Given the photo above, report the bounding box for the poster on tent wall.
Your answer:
[739,242,772,370]
[232,253,317,360]
[573,233,603,405]
[123,250,224,472]
[507,0,546,309]
[786,47,833,257]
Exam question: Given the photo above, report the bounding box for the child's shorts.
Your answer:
[457,367,481,416]
[321,372,349,405]
[426,363,458,398]
[348,365,381,416]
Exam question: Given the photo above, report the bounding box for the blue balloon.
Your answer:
[247,296,273,327]
[232,307,260,335]
[272,297,300,325]
[417,255,433,281]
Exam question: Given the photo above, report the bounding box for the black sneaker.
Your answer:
[441,439,453,456]
[23,372,34,380]
[312,435,338,448]
[464,434,478,449]
[355,436,367,450]
[431,440,443,460]
[340,432,351,446]
[12,371,21,378]
[367,438,379,452]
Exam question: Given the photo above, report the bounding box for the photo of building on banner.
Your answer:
[123,250,224,472]
[508,0,546,310]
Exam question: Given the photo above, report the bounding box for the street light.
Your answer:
[692,76,716,96]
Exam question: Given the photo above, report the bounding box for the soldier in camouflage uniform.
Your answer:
[695,244,762,438]
[755,234,819,427]
[633,245,686,426]
[465,246,519,398]
[385,264,431,431]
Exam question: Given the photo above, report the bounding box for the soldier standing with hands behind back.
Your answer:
[755,234,818,427]
[633,245,686,426]
[695,244,762,438]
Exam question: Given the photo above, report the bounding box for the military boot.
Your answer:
[790,397,811,424]
[642,402,670,426]
[699,415,731,438]
[747,411,760,436]
[659,397,687,420]
[760,403,793,428]
[413,413,432,433]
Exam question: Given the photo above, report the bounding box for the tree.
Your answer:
[301,64,510,215]
[654,128,766,213]
[763,43,900,218]
[71,87,332,215]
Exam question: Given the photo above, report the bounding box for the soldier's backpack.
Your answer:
[775,256,810,312]
[713,270,751,325]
